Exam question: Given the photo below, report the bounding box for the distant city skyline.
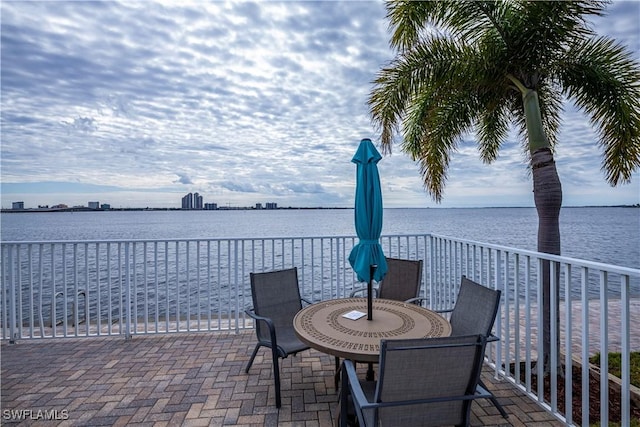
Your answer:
[4,195,638,212]
[1,1,638,209]
[4,193,285,211]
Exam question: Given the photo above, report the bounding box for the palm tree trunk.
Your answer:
[515,82,564,373]
[531,147,562,372]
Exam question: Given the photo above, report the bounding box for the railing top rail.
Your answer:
[2,233,426,246]
[1,235,363,245]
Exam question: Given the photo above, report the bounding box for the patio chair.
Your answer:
[437,275,508,419]
[340,334,491,427]
[245,267,310,408]
[350,257,423,302]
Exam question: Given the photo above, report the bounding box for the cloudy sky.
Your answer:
[1,1,638,209]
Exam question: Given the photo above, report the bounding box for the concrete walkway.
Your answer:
[1,332,564,426]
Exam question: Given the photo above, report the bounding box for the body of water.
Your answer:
[2,207,638,325]
[2,207,638,268]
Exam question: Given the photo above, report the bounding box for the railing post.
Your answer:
[599,270,609,425]
[550,261,558,412]
[563,263,573,426]
[581,267,590,425]
[621,274,630,427]
[494,250,503,380]
[125,242,132,341]
[427,235,434,310]
[234,240,239,334]
[536,258,544,402]
[8,246,17,343]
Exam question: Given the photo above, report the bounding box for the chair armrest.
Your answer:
[486,333,499,343]
[404,297,426,306]
[340,360,370,427]
[434,308,454,314]
[245,308,276,333]
[245,308,285,356]
[301,297,313,306]
[350,287,379,298]
[245,307,265,321]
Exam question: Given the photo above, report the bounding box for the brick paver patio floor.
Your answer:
[1,331,564,426]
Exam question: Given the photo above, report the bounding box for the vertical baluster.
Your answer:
[581,266,590,427]
[599,270,609,424]
[564,263,573,426]
[621,274,630,427]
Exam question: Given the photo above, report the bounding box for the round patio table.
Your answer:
[293,298,451,363]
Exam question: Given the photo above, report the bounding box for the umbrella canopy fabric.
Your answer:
[348,138,388,283]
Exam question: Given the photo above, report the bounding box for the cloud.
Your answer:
[221,181,259,193]
[1,0,638,209]
[175,174,193,185]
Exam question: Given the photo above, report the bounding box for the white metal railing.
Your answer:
[427,234,640,427]
[2,234,639,426]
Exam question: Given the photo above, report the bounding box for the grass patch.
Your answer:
[589,352,640,388]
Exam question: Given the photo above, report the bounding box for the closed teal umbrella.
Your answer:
[348,138,388,320]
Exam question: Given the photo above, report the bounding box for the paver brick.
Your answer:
[1,331,564,426]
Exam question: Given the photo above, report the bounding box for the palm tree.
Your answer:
[369,0,640,370]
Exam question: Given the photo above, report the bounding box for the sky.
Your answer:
[1,1,639,209]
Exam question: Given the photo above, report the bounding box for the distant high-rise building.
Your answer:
[255,203,262,210]
[204,203,217,210]
[194,193,203,210]
[182,193,193,209]
[12,201,24,210]
[88,201,100,209]
[266,202,277,210]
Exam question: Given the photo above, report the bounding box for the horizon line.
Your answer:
[2,204,639,213]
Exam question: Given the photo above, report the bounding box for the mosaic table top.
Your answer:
[293,298,451,363]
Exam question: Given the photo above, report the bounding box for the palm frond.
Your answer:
[506,95,528,151]
[559,36,640,184]
[512,1,606,50]
[402,91,453,202]
[488,1,607,88]
[385,0,509,50]
[476,95,510,163]
[369,37,471,153]
[406,91,475,202]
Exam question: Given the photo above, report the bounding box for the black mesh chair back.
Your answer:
[377,257,423,302]
[351,257,423,302]
[449,276,501,337]
[340,335,489,427]
[250,268,304,345]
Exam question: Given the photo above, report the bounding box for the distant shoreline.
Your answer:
[1,205,638,213]
[0,206,350,213]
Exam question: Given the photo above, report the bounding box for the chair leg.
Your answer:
[271,345,282,408]
[479,379,509,418]
[334,357,340,390]
[245,343,261,373]
[339,363,349,427]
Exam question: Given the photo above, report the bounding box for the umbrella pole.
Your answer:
[367,264,376,321]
